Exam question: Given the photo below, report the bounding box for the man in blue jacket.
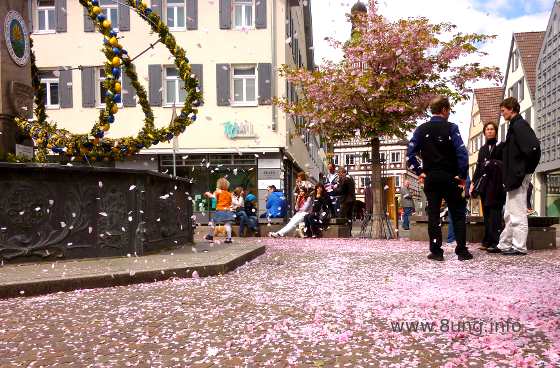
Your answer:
[261,185,287,218]
[407,96,473,262]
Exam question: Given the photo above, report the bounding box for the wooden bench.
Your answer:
[409,215,558,250]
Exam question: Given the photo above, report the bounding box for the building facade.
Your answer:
[332,137,420,209]
[467,87,502,215]
[499,31,545,214]
[29,0,327,218]
[536,2,560,217]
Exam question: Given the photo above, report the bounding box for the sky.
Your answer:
[310,0,553,140]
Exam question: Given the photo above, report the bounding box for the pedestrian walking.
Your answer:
[496,97,541,255]
[204,177,235,243]
[470,122,505,253]
[400,180,415,230]
[333,167,356,232]
[407,96,473,261]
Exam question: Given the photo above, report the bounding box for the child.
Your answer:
[204,178,235,243]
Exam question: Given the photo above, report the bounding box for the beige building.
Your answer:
[467,87,502,215]
[29,0,326,218]
[332,137,420,208]
[499,32,545,214]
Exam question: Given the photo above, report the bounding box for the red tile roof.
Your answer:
[514,32,545,100]
[474,87,503,125]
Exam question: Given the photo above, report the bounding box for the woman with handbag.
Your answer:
[304,183,334,238]
[470,122,506,252]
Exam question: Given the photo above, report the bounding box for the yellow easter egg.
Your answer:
[92,6,101,15]
[102,19,111,29]
[112,56,121,66]
[114,82,121,93]
[111,105,118,114]
[102,124,110,132]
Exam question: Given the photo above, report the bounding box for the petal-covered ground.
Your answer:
[1,238,560,367]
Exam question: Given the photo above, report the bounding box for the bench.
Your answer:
[409,215,558,250]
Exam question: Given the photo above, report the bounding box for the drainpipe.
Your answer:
[271,0,278,131]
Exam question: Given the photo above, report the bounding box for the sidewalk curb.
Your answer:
[0,245,265,299]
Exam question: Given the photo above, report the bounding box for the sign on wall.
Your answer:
[224,121,255,139]
[4,10,30,67]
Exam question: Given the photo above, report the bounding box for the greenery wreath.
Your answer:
[15,0,202,162]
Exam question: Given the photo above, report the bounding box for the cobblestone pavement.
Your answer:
[1,238,560,367]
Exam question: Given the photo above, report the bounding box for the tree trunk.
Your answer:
[369,137,387,239]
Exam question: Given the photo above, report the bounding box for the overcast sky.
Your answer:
[310,0,553,139]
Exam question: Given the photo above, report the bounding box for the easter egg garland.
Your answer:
[15,0,202,162]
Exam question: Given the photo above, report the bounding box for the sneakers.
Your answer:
[486,247,501,253]
[427,253,444,262]
[224,238,232,244]
[502,249,527,256]
[269,232,280,238]
[457,252,474,261]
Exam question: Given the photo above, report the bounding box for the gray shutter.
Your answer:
[148,64,163,107]
[187,0,198,30]
[84,7,94,32]
[55,0,67,32]
[219,0,232,29]
[151,0,163,18]
[59,68,73,108]
[28,0,33,32]
[81,67,96,108]
[118,3,130,31]
[122,73,136,107]
[255,0,267,29]
[191,64,203,94]
[258,63,272,105]
[216,64,230,106]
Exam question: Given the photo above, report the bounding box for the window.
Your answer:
[166,0,186,30]
[391,175,401,188]
[233,0,253,29]
[100,0,118,30]
[345,154,355,166]
[362,151,371,163]
[37,0,56,32]
[165,67,186,106]
[524,107,532,125]
[512,50,520,72]
[360,177,369,188]
[232,66,257,105]
[391,151,401,163]
[39,71,59,108]
[332,154,339,166]
[98,68,122,107]
[518,78,525,102]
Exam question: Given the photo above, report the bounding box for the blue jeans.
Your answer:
[402,207,414,230]
[236,210,252,236]
[447,210,455,243]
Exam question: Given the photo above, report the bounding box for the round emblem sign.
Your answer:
[3,10,30,67]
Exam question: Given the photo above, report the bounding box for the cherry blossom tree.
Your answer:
[276,1,502,238]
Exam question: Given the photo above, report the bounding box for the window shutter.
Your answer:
[219,0,232,29]
[81,67,96,108]
[216,64,230,106]
[148,64,163,107]
[151,0,163,18]
[59,68,73,108]
[258,63,272,105]
[122,73,136,107]
[84,7,94,32]
[255,0,267,29]
[186,0,198,30]
[55,0,67,32]
[119,3,130,31]
[191,64,203,103]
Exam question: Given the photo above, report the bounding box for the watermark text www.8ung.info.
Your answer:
[390,319,523,336]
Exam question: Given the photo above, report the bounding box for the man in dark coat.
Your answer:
[407,96,473,262]
[334,167,356,231]
[497,97,541,255]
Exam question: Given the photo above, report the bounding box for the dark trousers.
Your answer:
[340,201,354,229]
[304,213,325,237]
[424,172,469,256]
[482,204,503,248]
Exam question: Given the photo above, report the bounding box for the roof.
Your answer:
[513,32,545,99]
[473,87,503,125]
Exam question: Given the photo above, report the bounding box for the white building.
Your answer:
[29,0,326,218]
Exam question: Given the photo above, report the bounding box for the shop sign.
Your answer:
[224,121,255,139]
